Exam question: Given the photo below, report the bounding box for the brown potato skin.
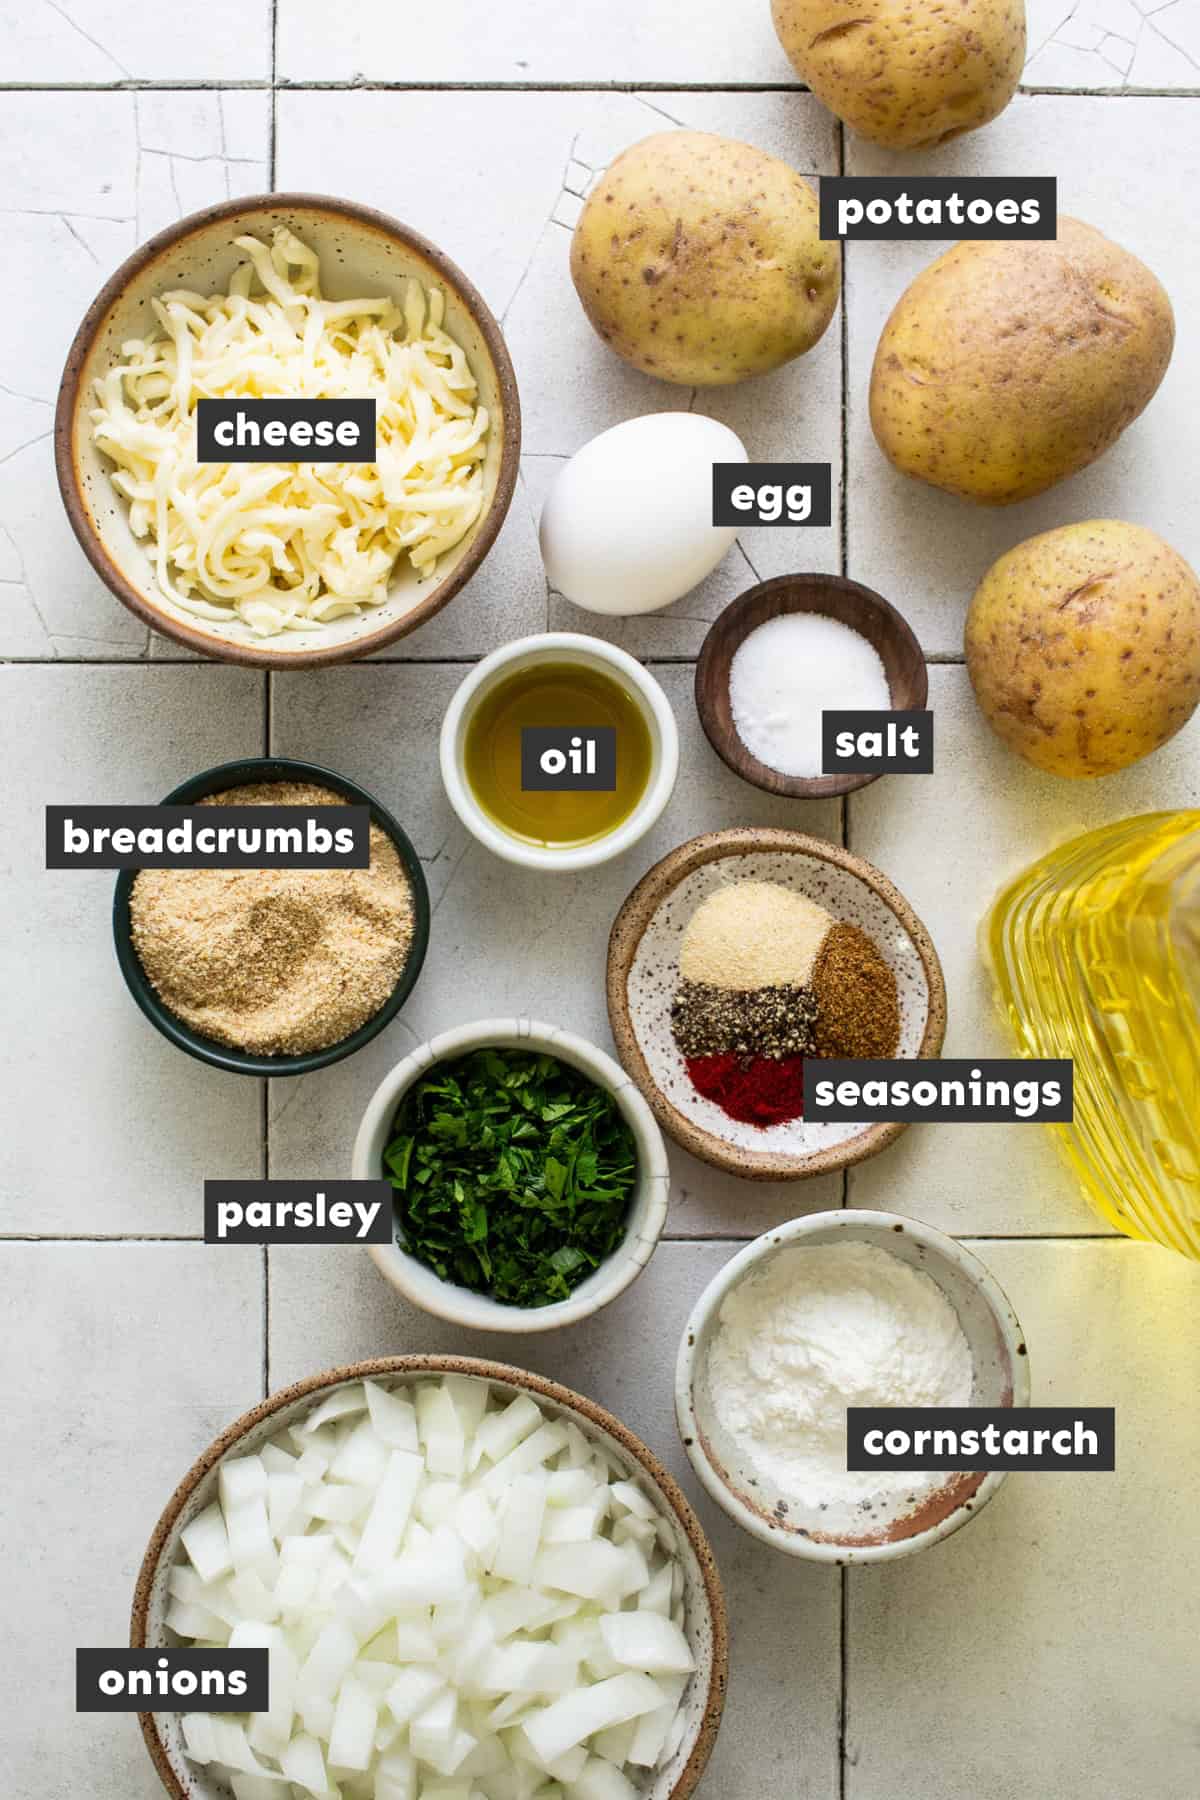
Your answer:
[965,521,1200,778]
[570,131,841,387]
[771,0,1025,149]
[870,219,1175,504]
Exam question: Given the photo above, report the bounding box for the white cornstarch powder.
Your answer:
[708,1241,974,1510]
[728,611,891,778]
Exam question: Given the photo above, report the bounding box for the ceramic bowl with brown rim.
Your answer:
[132,1356,727,1800]
[607,827,946,1180]
[694,573,928,799]
[55,194,521,667]
[676,1211,1030,1563]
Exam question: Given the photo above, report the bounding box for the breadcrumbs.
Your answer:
[130,782,414,1055]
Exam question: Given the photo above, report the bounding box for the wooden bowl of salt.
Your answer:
[694,574,928,800]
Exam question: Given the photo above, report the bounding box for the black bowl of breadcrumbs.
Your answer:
[113,757,431,1076]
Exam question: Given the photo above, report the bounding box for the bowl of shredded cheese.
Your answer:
[55,194,521,664]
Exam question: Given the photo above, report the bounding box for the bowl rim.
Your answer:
[353,1015,672,1332]
[112,755,431,1076]
[694,573,929,800]
[54,190,522,668]
[675,1210,1032,1564]
[131,1353,729,1800]
[438,631,681,871]
[606,827,947,1180]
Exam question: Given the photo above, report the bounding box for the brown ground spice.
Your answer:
[130,782,414,1055]
[810,923,900,1061]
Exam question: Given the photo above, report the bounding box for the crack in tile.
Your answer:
[637,93,688,129]
[1030,0,1200,82]
[0,382,51,408]
[502,131,587,326]
[737,539,763,585]
[0,430,52,470]
[430,839,474,918]
[0,207,133,221]
[39,0,131,78]
[0,519,53,654]
[58,213,100,263]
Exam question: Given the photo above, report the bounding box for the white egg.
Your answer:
[539,413,748,617]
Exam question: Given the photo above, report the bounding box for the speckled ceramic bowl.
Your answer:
[607,828,947,1180]
[677,1212,1030,1563]
[55,193,520,666]
[133,1356,728,1800]
[353,1018,671,1332]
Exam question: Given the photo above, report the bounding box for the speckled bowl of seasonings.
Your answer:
[113,757,430,1076]
[607,828,946,1180]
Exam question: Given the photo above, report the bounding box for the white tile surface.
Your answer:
[846,1237,1200,1800]
[1025,0,1200,88]
[845,94,1198,657]
[846,665,1200,1235]
[266,659,844,1236]
[1,1242,262,1797]
[6,0,271,80]
[276,0,798,85]
[276,89,841,657]
[0,91,271,658]
[0,666,264,1234]
[269,1238,841,1800]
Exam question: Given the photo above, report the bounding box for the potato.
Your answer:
[870,219,1174,504]
[964,521,1200,778]
[771,0,1024,149]
[570,131,840,386]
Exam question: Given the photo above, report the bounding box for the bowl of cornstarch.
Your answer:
[677,1211,1029,1562]
[113,757,430,1076]
[694,573,927,799]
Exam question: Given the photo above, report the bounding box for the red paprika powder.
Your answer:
[685,1053,806,1127]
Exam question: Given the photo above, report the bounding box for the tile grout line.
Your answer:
[0,1230,1128,1243]
[0,654,972,667]
[839,1565,849,1800]
[2,79,1198,97]
[837,121,852,1759]
[260,0,275,1375]
[269,0,278,184]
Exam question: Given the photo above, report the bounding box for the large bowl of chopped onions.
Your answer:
[132,1356,728,1800]
[55,194,521,666]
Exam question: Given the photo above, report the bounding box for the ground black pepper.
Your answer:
[671,980,819,1061]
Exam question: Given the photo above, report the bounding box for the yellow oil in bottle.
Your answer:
[985,811,1200,1259]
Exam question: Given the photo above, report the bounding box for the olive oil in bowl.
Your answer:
[464,660,653,848]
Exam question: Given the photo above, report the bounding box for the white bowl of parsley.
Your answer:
[353,1017,672,1332]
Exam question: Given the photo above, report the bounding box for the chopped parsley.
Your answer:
[382,1047,638,1308]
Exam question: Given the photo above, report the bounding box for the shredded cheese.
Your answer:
[91,228,490,638]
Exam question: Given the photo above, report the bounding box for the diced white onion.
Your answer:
[170,1376,692,1798]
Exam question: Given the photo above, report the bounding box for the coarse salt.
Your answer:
[728,612,890,778]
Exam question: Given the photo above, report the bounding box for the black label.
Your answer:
[196,398,376,463]
[847,1408,1114,1473]
[520,727,617,791]
[46,805,370,870]
[819,177,1057,241]
[822,710,934,774]
[805,1059,1073,1123]
[205,1180,393,1244]
[76,1648,269,1713]
[712,463,832,528]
